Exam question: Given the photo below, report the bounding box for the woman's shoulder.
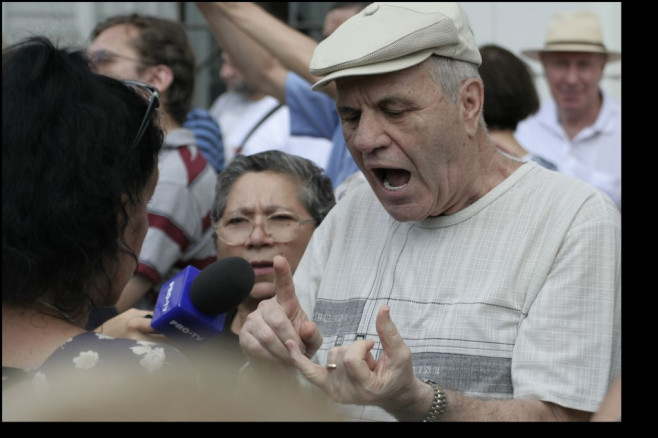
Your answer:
[41,331,192,373]
[2,332,204,421]
[3,331,194,404]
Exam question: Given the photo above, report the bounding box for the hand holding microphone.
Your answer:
[95,308,165,343]
[151,257,255,343]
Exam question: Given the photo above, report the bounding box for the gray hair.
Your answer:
[212,150,336,227]
[427,55,487,128]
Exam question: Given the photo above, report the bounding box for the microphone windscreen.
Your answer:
[189,257,254,315]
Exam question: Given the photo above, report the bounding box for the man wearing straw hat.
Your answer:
[516,10,621,210]
[238,3,620,422]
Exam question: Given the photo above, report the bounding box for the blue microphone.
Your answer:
[151,257,254,343]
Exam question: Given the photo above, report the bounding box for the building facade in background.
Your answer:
[2,2,621,109]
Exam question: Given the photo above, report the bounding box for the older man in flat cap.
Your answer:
[516,10,621,210]
[239,3,620,422]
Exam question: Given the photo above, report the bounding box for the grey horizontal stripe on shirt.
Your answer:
[312,297,514,397]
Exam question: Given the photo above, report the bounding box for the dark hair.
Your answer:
[479,44,540,131]
[212,151,336,231]
[91,14,196,125]
[2,36,163,320]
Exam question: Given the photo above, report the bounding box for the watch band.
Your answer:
[422,379,447,422]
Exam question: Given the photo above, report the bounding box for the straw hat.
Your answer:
[521,10,621,62]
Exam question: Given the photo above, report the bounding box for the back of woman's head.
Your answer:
[479,44,540,131]
[2,36,163,315]
[212,151,336,226]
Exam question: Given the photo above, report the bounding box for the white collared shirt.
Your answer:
[515,90,621,210]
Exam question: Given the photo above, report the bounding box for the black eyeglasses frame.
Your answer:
[122,80,160,149]
[89,49,154,67]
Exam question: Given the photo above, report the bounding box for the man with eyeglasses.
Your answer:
[88,14,218,316]
[88,27,225,174]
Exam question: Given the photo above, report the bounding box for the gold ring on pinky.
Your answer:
[326,363,337,370]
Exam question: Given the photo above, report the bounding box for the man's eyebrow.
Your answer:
[378,96,415,107]
[337,96,413,111]
[336,105,359,115]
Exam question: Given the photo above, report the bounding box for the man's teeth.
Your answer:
[383,178,407,191]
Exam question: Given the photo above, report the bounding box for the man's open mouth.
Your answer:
[374,168,411,191]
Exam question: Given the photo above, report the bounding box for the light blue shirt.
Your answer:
[184,108,225,173]
[285,72,359,188]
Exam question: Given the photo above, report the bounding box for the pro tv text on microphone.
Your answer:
[151,257,254,342]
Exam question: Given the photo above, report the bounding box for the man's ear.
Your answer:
[460,78,484,138]
[144,64,174,94]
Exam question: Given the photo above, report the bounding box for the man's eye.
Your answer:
[339,110,360,123]
[342,115,360,124]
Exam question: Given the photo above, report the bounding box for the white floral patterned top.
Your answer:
[2,331,194,392]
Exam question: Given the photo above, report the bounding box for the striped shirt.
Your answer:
[136,128,217,290]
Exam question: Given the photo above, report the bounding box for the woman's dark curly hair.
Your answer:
[2,36,163,321]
